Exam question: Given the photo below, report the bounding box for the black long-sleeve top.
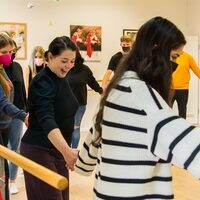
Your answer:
[67,64,103,105]
[21,67,78,148]
[4,61,27,110]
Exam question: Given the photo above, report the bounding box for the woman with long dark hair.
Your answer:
[74,17,200,199]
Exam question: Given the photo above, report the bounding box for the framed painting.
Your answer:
[0,22,27,60]
[70,25,102,62]
[123,29,138,42]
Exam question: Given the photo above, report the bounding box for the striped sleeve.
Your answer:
[74,128,99,176]
[148,108,200,178]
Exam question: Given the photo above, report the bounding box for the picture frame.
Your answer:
[70,25,102,62]
[123,29,138,42]
[0,22,27,60]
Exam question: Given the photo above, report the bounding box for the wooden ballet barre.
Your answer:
[0,145,68,190]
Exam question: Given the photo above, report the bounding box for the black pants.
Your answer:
[172,89,189,119]
[20,142,69,200]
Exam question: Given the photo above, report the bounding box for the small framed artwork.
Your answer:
[123,29,138,42]
[0,22,27,60]
[70,25,102,62]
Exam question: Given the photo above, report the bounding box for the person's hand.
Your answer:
[63,148,78,171]
[24,113,29,127]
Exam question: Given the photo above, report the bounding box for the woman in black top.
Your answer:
[20,36,78,200]
[67,50,103,148]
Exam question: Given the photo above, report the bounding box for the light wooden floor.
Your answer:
[10,169,95,200]
[10,132,200,200]
[172,166,200,200]
[10,166,200,200]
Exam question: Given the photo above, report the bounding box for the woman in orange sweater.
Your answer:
[171,51,200,118]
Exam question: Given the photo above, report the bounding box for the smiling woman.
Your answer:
[20,36,79,200]
[48,48,76,78]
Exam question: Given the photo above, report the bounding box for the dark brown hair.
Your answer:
[93,16,186,146]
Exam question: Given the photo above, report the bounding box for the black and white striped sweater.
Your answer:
[75,71,200,200]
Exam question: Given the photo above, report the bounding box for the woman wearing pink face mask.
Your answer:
[3,40,28,195]
[0,33,28,200]
[24,46,46,96]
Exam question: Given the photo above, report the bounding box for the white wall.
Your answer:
[187,0,200,124]
[187,0,200,35]
[0,0,188,78]
[0,0,192,130]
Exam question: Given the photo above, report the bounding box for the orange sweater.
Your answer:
[172,51,200,90]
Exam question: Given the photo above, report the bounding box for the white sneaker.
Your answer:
[9,183,19,195]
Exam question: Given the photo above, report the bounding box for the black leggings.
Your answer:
[172,89,189,119]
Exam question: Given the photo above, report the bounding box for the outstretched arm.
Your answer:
[74,127,99,176]
[0,85,27,122]
[148,108,200,179]
[48,128,78,170]
[87,66,103,94]
[102,70,113,92]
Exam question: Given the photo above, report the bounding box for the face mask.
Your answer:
[11,53,16,62]
[34,58,44,66]
[170,61,178,72]
[122,46,131,53]
[0,53,12,66]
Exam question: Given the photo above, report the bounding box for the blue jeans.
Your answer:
[7,119,23,180]
[71,105,86,148]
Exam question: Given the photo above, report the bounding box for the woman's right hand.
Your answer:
[47,129,78,171]
[63,148,78,171]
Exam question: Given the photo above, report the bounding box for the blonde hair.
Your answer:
[120,35,133,43]
[29,45,45,77]
[0,33,13,98]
